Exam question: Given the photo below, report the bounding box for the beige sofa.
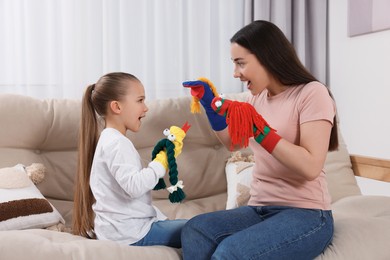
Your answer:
[0,93,390,260]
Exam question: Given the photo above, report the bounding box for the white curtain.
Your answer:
[0,0,327,100]
[0,0,245,100]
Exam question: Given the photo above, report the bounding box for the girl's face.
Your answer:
[117,80,148,133]
[230,42,273,96]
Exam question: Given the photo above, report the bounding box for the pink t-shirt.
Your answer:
[247,82,336,210]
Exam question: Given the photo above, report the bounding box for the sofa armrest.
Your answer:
[350,154,390,182]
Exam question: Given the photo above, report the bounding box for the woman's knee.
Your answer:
[182,214,208,236]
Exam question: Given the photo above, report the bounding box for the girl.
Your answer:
[73,72,186,247]
[182,20,338,259]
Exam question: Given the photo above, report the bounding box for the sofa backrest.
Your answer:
[0,93,247,203]
[0,92,361,217]
[0,95,80,202]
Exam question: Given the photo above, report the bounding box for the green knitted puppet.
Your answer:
[152,122,191,203]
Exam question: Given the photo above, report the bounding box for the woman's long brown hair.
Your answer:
[72,72,139,238]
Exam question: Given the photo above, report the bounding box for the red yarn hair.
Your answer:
[212,96,274,150]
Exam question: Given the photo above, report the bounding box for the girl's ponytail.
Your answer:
[73,84,98,238]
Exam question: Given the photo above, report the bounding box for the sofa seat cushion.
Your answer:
[0,229,181,260]
[316,195,390,259]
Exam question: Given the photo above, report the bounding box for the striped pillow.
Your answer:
[0,165,64,230]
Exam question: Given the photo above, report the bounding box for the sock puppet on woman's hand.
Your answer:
[152,122,191,203]
[182,77,227,131]
[211,97,281,153]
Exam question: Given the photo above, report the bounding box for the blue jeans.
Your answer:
[182,206,333,260]
[131,219,187,248]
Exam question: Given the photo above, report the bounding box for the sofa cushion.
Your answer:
[324,131,362,202]
[0,229,182,260]
[0,94,80,204]
[0,165,64,230]
[225,151,254,209]
[316,195,390,260]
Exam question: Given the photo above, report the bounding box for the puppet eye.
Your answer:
[219,93,225,98]
[168,134,176,142]
[163,128,170,136]
[214,100,223,108]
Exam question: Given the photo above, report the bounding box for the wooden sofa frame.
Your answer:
[350,155,390,182]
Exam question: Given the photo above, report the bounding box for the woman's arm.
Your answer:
[272,120,332,181]
[214,128,232,150]
[214,128,248,152]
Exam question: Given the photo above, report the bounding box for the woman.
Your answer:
[182,20,338,259]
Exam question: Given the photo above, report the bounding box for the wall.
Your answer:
[329,0,390,159]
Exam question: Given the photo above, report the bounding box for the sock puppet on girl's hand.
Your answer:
[211,97,281,153]
[152,122,191,203]
[182,78,227,131]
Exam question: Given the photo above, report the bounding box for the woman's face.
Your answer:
[230,42,273,96]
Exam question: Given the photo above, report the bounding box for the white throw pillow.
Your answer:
[225,151,254,210]
[0,165,65,231]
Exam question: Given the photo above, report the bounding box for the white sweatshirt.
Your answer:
[90,128,167,245]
